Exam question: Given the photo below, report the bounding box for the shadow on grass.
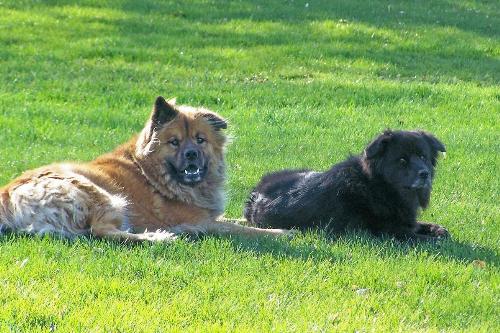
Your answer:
[4,0,498,85]
[117,0,498,38]
[211,229,500,267]
[12,0,497,38]
[1,228,497,268]
[432,239,499,265]
[111,1,499,85]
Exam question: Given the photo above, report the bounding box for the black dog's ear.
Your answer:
[419,131,446,153]
[151,96,178,127]
[417,187,431,209]
[365,130,393,159]
[201,112,227,131]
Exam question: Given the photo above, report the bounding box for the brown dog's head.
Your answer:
[134,96,227,204]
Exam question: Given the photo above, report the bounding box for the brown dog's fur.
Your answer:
[0,97,292,242]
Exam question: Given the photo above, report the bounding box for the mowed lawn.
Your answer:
[0,0,499,331]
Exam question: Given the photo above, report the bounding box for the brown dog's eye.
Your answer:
[196,137,205,144]
[399,158,408,167]
[169,139,179,147]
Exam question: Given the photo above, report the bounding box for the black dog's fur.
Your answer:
[244,130,449,241]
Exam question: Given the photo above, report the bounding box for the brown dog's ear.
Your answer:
[201,112,227,131]
[151,96,178,128]
[365,130,393,159]
[419,131,446,153]
[135,96,178,158]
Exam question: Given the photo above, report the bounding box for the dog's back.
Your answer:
[244,158,367,231]
[244,166,348,230]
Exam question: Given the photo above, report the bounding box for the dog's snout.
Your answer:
[184,149,199,161]
[418,170,429,179]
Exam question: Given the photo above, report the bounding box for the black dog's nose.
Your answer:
[418,170,429,179]
[184,149,198,161]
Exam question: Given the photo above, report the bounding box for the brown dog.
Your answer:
[0,96,291,241]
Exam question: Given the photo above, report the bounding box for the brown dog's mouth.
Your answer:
[168,162,207,185]
[183,164,202,179]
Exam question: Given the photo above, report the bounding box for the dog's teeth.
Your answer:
[184,170,188,174]
[196,168,200,173]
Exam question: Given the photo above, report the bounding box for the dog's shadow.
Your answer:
[211,231,499,267]
[421,238,499,266]
[1,230,497,268]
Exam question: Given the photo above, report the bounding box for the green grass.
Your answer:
[0,0,498,331]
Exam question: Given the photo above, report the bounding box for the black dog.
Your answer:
[244,130,449,241]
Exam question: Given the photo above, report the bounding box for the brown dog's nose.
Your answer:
[185,149,198,161]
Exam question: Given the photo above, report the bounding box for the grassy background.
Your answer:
[0,0,498,331]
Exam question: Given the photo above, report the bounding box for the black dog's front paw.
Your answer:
[416,222,450,239]
[430,224,449,238]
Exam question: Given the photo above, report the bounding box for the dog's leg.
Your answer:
[415,222,449,239]
[169,219,296,238]
[207,220,296,237]
[90,223,177,243]
[85,186,178,243]
[388,223,448,242]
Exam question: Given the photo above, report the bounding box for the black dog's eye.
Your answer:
[399,158,408,167]
[196,137,205,144]
[420,155,426,161]
[169,139,179,147]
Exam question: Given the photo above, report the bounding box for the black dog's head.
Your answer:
[363,130,445,208]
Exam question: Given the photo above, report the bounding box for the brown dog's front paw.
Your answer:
[271,228,300,238]
[286,228,301,237]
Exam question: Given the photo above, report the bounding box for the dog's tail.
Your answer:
[243,190,266,227]
[243,190,272,228]
[245,190,299,230]
[0,189,11,234]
